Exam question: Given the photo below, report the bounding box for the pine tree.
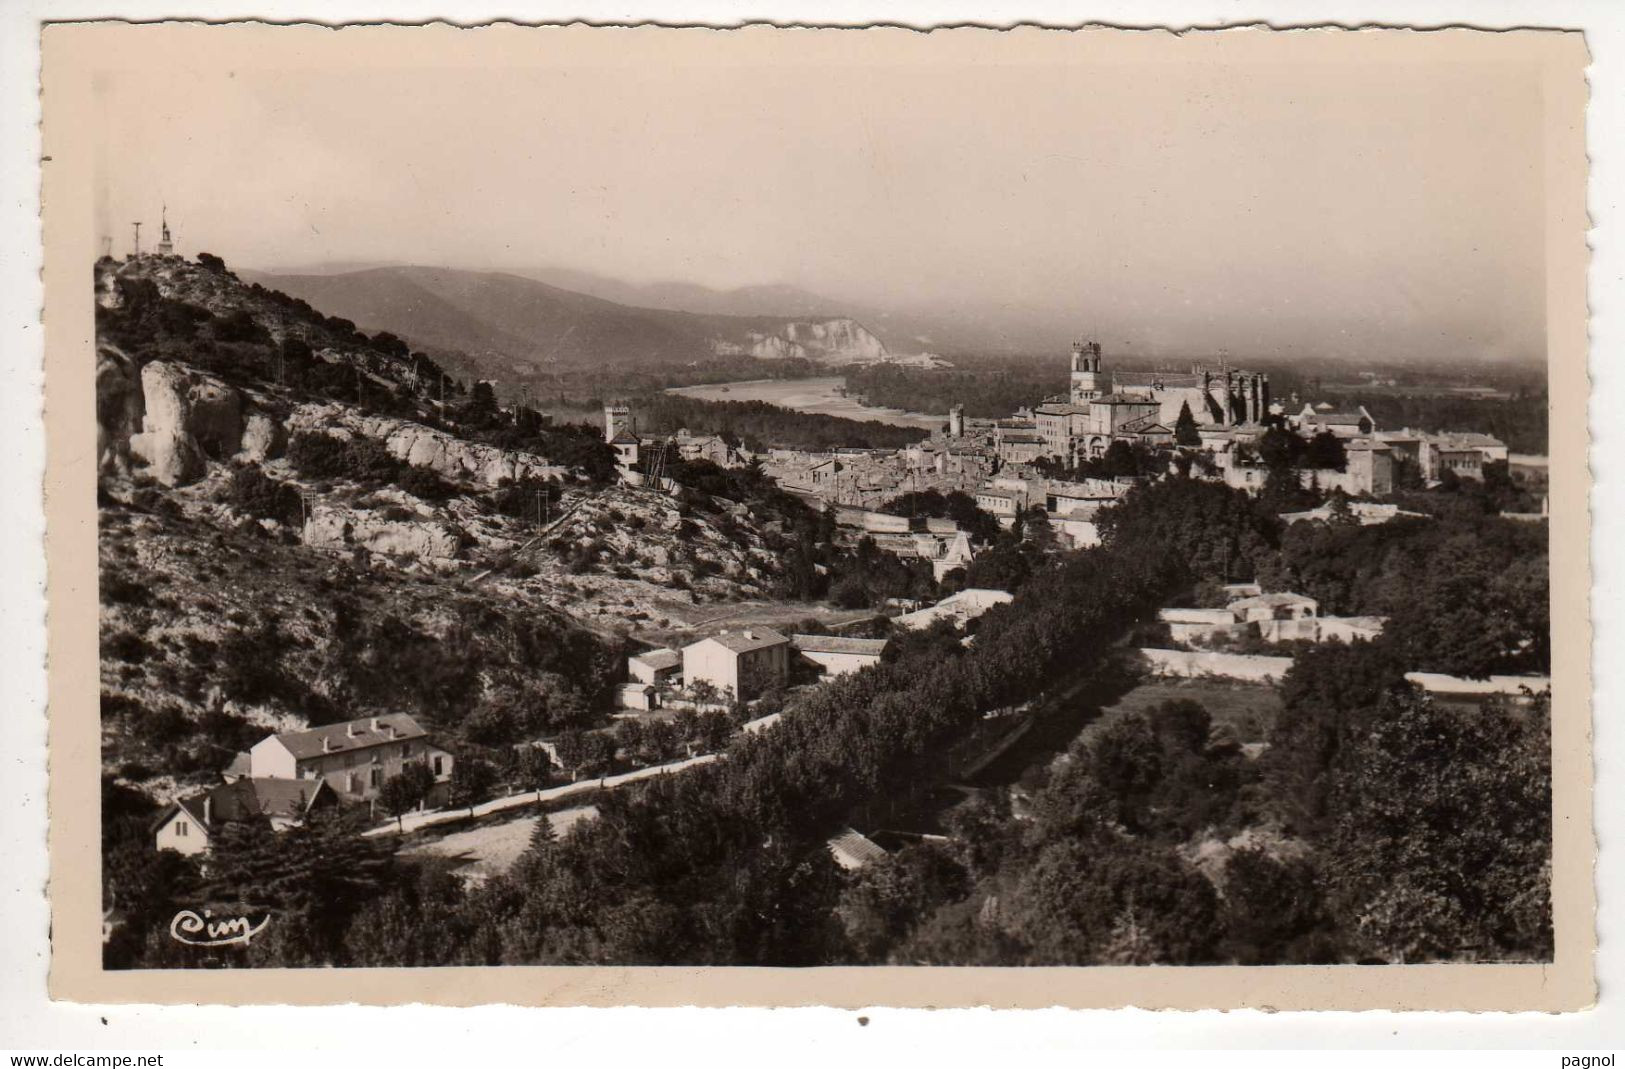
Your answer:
[1174,401,1202,448]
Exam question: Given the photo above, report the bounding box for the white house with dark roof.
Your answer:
[247,712,452,803]
[153,777,338,855]
[681,627,791,700]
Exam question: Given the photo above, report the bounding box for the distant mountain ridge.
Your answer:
[240,265,890,376]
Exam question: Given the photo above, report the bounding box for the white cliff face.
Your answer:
[724,317,889,365]
[746,334,809,361]
[286,403,570,488]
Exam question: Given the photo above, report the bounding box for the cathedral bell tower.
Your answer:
[1069,339,1105,404]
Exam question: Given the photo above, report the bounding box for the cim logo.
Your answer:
[168,908,270,948]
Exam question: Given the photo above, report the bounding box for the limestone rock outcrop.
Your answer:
[286,403,569,488]
[125,361,249,487]
[236,412,285,463]
[303,506,465,561]
[128,363,208,487]
[96,344,144,476]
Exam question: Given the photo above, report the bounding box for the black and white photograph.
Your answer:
[40,20,1589,1005]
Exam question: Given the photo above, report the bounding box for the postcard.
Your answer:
[42,21,1593,1009]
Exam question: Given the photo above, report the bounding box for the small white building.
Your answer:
[681,627,791,700]
[1158,607,1241,645]
[617,682,660,711]
[973,488,1020,527]
[1053,514,1102,549]
[628,647,683,686]
[791,634,889,678]
[1229,592,1319,642]
[1294,404,1376,438]
[930,531,976,581]
[1158,590,1376,647]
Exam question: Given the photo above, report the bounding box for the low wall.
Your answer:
[834,507,912,534]
[1404,672,1552,697]
[1138,647,1293,683]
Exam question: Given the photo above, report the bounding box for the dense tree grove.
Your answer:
[865,651,1550,966]
[845,363,1065,420]
[1331,390,1549,456]
[1102,475,1549,680]
[1256,507,1549,678]
[634,394,930,452]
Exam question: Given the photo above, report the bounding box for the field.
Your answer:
[1098,678,1284,744]
[399,805,599,880]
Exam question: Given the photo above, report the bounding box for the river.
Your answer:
[665,376,947,432]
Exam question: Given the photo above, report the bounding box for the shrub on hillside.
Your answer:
[211,309,271,345]
[396,465,454,502]
[103,629,151,664]
[287,431,408,486]
[228,463,302,524]
[286,431,350,479]
[343,437,404,482]
[102,572,150,606]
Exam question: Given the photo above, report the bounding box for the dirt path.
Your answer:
[363,752,719,839]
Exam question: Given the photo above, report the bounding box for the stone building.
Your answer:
[604,403,639,467]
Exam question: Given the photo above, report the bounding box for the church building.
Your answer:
[1034,340,1270,463]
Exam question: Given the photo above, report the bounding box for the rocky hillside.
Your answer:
[241,264,890,375]
[95,253,810,801]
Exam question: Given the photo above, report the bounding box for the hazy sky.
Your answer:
[90,28,1548,363]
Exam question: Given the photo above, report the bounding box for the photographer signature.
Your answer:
[169,909,270,947]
